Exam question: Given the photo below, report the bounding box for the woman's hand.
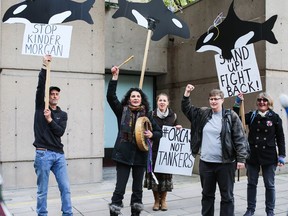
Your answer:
[111,66,119,80]
[144,130,153,139]
[237,93,244,101]
[175,125,182,129]
[237,162,245,169]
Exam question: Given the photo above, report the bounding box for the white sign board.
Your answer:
[22,23,72,58]
[154,126,194,176]
[215,44,262,98]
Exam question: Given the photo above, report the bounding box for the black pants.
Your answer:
[199,160,236,216]
[246,163,276,214]
[111,162,145,206]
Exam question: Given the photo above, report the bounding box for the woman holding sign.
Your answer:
[181,85,248,216]
[144,93,182,211]
[234,93,286,216]
[107,66,162,216]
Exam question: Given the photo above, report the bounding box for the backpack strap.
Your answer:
[249,110,257,125]
[224,109,232,133]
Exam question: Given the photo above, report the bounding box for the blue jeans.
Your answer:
[34,150,73,216]
[199,160,236,216]
[246,163,276,214]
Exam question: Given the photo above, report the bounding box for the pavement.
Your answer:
[3,166,288,216]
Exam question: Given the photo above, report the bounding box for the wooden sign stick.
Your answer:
[118,55,134,68]
[44,61,51,110]
[139,29,152,89]
[240,100,247,131]
[238,100,246,182]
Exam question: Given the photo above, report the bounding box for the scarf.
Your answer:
[120,105,146,142]
[258,110,268,117]
[156,108,169,119]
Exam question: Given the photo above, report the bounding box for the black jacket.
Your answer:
[234,107,286,165]
[106,80,162,166]
[181,96,248,163]
[33,69,67,153]
[150,108,177,162]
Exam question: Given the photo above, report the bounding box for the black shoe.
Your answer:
[243,210,254,216]
[109,203,123,216]
[131,203,144,216]
[266,211,274,216]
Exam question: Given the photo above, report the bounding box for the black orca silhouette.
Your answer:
[112,0,190,41]
[196,0,278,59]
[2,0,95,24]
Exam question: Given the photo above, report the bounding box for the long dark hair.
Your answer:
[121,87,150,113]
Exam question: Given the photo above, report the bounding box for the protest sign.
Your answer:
[154,126,194,176]
[22,23,72,58]
[215,44,262,97]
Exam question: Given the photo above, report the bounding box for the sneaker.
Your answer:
[243,210,254,216]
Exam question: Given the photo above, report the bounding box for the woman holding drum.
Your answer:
[107,66,162,216]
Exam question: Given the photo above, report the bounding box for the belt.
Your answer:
[36,148,47,151]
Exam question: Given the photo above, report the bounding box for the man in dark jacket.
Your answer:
[181,84,248,216]
[33,55,73,216]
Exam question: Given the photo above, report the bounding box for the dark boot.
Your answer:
[109,203,122,216]
[131,203,144,216]
[152,191,160,211]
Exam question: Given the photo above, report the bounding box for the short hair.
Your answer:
[257,92,273,110]
[209,89,224,99]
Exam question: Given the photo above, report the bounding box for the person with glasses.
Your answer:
[181,84,248,216]
[233,92,286,216]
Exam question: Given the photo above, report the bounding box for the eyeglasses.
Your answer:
[257,98,268,102]
[209,98,222,101]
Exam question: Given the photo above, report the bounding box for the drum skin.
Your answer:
[135,116,152,151]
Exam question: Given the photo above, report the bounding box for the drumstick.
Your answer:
[117,55,134,68]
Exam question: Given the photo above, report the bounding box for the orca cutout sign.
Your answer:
[196,0,278,59]
[112,0,190,41]
[2,0,95,24]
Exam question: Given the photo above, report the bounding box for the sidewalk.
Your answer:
[3,167,288,216]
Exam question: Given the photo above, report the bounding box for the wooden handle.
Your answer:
[240,100,246,131]
[139,29,152,89]
[44,62,51,110]
[118,55,134,68]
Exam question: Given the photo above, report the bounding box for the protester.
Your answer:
[181,84,248,216]
[144,93,182,211]
[33,55,73,216]
[107,66,162,216]
[234,92,286,216]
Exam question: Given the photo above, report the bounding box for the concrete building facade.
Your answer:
[156,0,288,173]
[0,0,167,189]
[0,0,287,189]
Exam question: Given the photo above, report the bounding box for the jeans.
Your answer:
[199,160,236,216]
[111,162,145,206]
[246,163,276,214]
[34,150,73,216]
